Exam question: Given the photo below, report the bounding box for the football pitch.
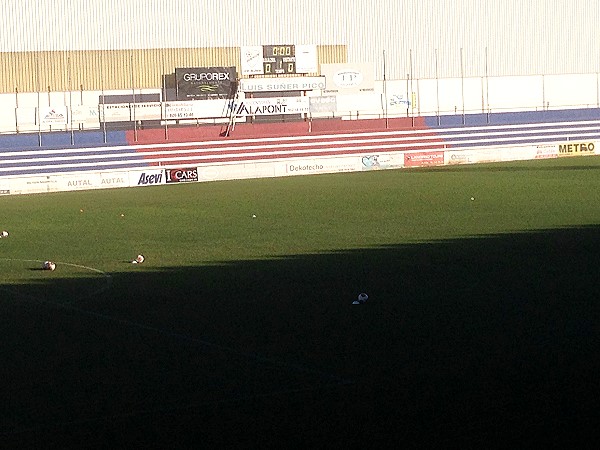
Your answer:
[1,157,600,447]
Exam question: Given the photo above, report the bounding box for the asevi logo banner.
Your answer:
[130,170,165,186]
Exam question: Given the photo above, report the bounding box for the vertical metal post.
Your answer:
[383,50,388,128]
[406,74,409,117]
[100,51,107,144]
[162,53,168,140]
[36,54,41,146]
[14,87,19,133]
[435,48,440,125]
[542,74,546,111]
[485,46,490,123]
[131,53,137,142]
[596,72,599,108]
[68,55,74,144]
[409,49,414,118]
[460,47,465,124]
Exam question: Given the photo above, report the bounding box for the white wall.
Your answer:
[0,72,598,134]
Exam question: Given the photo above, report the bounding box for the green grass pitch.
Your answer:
[1,156,600,447]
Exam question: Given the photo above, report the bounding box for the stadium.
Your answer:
[1,0,600,447]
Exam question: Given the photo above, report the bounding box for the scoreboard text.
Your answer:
[263,45,296,74]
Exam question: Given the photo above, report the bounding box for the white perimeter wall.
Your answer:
[1,73,599,134]
[1,140,597,196]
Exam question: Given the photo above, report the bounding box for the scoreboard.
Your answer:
[241,44,317,76]
[262,45,296,74]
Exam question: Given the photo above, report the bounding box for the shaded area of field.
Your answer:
[2,225,599,447]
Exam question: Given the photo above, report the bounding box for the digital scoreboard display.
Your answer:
[262,45,296,74]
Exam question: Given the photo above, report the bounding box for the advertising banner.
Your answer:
[404,150,444,167]
[175,67,237,100]
[360,153,405,170]
[130,169,165,187]
[283,156,361,176]
[239,76,326,92]
[57,173,102,191]
[98,172,129,189]
[5,175,59,195]
[99,103,162,122]
[163,100,229,120]
[165,167,199,183]
[230,97,309,116]
[534,144,559,159]
[309,96,337,113]
[163,102,195,120]
[131,102,162,121]
[240,46,264,75]
[321,63,375,94]
[558,142,596,157]
[71,105,100,125]
[39,106,68,126]
[99,103,131,122]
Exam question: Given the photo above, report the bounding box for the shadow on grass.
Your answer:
[1,225,599,447]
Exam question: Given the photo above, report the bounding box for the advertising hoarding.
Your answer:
[230,97,309,116]
[39,106,68,126]
[321,63,375,94]
[175,67,237,100]
[239,76,325,92]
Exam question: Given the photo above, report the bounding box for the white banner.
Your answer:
[280,156,361,176]
[309,96,337,113]
[57,173,102,191]
[39,106,68,126]
[230,97,309,116]
[99,103,131,122]
[164,100,230,120]
[98,172,129,189]
[321,63,375,94]
[335,93,383,112]
[131,102,162,120]
[239,76,325,92]
[71,105,100,124]
[7,175,60,195]
[360,153,405,170]
[16,107,36,127]
[240,46,264,75]
[163,102,195,120]
[295,45,318,74]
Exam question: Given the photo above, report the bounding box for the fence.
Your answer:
[1,70,599,138]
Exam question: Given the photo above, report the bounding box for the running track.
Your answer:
[1,113,600,177]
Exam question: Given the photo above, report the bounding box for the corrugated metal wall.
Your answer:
[1,0,599,92]
[0,46,347,93]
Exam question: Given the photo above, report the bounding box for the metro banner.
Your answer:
[557,142,596,157]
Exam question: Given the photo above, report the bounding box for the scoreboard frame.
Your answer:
[262,44,296,75]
